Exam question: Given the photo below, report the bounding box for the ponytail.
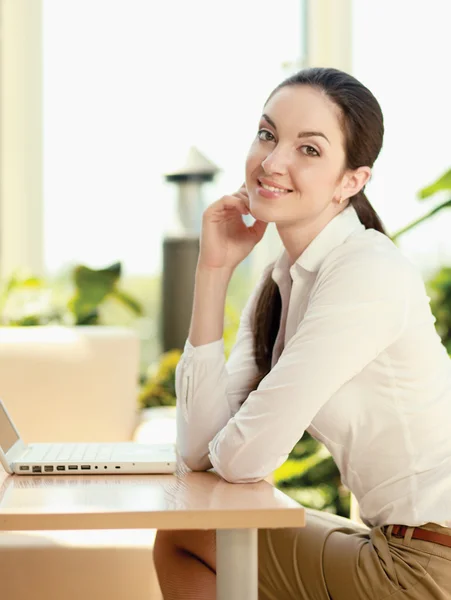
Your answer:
[351,190,387,235]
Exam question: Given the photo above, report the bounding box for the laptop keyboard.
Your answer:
[27,444,114,462]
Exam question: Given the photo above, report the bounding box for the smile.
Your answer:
[257,179,293,196]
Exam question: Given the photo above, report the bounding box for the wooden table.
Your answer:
[0,467,305,599]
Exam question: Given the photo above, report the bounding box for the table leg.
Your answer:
[216,528,258,600]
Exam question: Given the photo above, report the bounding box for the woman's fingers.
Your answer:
[221,195,249,215]
[249,219,268,242]
[234,184,250,209]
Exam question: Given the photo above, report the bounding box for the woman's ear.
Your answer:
[341,166,372,200]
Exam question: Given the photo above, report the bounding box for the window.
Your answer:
[43,0,306,276]
[352,0,451,276]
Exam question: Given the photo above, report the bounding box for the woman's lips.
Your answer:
[257,179,293,199]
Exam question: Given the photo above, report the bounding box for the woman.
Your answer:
[154,68,451,599]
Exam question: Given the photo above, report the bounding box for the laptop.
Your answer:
[0,398,177,475]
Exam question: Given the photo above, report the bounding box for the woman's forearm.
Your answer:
[188,265,234,347]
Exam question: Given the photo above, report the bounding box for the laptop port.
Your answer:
[68,465,78,470]
[32,466,42,473]
[80,465,91,470]
[19,466,30,471]
[56,466,65,471]
[44,466,54,472]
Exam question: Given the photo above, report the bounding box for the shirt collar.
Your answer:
[272,204,365,284]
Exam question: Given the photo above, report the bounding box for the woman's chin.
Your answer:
[249,202,275,223]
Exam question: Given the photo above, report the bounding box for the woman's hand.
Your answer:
[198,185,268,271]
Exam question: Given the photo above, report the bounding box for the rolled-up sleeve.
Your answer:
[176,338,229,470]
[175,269,268,471]
[208,251,410,483]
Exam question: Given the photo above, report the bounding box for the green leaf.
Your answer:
[290,432,322,458]
[73,262,121,290]
[274,446,330,486]
[76,309,99,325]
[110,289,144,316]
[0,274,44,300]
[284,487,331,510]
[390,198,451,241]
[68,263,122,324]
[426,266,451,351]
[419,169,451,199]
[9,315,42,326]
[0,274,47,321]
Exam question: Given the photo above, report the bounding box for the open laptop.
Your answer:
[0,398,177,475]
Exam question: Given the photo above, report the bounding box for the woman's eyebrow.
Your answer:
[298,130,330,145]
[261,113,277,130]
[261,113,330,145]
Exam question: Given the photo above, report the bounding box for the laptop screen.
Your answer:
[0,402,19,454]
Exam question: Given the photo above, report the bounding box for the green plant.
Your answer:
[0,274,51,326]
[389,166,451,358]
[426,267,451,354]
[391,168,451,241]
[224,303,241,358]
[0,262,143,326]
[138,297,240,409]
[139,349,182,408]
[274,432,351,516]
[68,263,143,325]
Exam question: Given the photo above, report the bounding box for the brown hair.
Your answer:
[251,67,388,390]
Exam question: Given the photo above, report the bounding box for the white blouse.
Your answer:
[176,205,451,528]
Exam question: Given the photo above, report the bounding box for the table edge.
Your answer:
[0,507,306,531]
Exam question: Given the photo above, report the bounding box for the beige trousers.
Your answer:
[258,509,451,599]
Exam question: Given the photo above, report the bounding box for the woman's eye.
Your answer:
[301,145,320,157]
[257,129,275,142]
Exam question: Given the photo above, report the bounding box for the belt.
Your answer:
[391,525,451,549]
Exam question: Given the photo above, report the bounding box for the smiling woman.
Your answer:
[154,66,451,600]
[245,84,373,262]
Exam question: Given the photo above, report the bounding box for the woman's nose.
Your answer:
[261,148,290,175]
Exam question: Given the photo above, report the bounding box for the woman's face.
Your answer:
[245,85,363,224]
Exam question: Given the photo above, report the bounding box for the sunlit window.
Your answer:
[352,0,451,275]
[43,0,306,276]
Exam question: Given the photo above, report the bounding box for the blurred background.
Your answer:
[2,0,451,515]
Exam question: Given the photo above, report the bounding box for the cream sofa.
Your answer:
[0,326,162,599]
[0,326,140,442]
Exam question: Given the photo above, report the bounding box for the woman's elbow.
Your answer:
[210,455,266,484]
[219,470,264,484]
[179,449,212,472]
